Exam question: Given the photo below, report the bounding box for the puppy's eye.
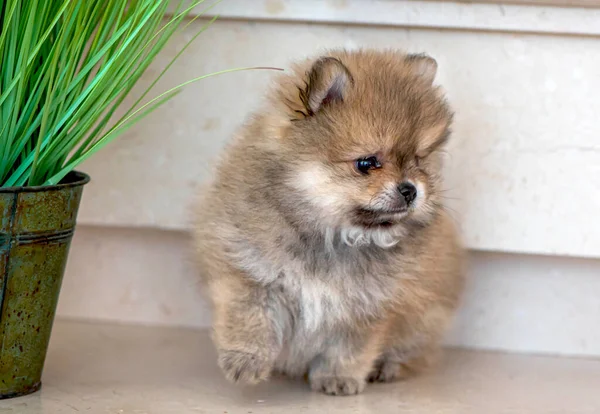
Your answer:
[355,156,382,174]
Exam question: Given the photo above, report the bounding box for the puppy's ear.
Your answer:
[407,54,438,84]
[416,121,451,158]
[301,57,353,115]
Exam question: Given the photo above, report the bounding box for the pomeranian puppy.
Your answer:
[193,49,465,396]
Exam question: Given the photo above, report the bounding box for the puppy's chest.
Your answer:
[273,261,393,332]
[231,236,399,330]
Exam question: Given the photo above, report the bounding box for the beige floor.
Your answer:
[2,321,600,414]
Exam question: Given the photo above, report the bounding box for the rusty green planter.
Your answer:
[0,171,89,399]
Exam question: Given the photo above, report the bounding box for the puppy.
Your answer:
[193,49,465,396]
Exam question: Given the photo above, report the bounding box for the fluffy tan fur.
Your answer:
[193,49,465,396]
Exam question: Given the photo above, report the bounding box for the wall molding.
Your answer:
[192,0,600,37]
[460,0,600,8]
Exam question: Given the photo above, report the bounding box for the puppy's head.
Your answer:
[267,50,452,246]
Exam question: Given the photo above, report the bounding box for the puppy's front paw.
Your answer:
[310,376,366,396]
[218,349,272,385]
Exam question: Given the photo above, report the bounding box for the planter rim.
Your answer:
[0,171,90,194]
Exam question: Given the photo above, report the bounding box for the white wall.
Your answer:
[77,12,600,258]
[57,1,600,357]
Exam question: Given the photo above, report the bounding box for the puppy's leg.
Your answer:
[367,344,439,383]
[211,278,283,385]
[368,306,449,383]
[308,328,384,396]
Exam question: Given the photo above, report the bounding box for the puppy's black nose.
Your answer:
[398,182,417,205]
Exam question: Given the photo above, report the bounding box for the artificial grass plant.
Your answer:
[0,0,267,187]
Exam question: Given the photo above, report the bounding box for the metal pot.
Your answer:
[0,171,90,399]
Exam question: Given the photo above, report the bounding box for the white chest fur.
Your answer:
[289,277,347,332]
[228,237,394,332]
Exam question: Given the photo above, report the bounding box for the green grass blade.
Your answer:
[0,0,280,187]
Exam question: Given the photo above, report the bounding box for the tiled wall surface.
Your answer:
[59,226,600,357]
